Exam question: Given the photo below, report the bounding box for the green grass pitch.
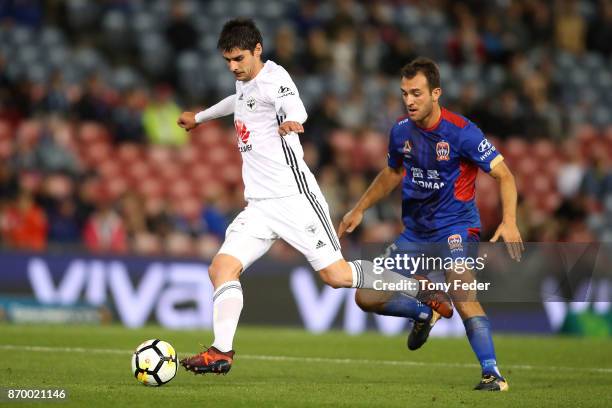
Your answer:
[0,324,610,407]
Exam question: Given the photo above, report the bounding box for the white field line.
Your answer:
[0,344,610,374]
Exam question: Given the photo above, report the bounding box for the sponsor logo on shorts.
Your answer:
[436,141,450,161]
[316,240,326,249]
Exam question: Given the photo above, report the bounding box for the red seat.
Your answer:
[128,161,151,181]
[16,120,42,146]
[190,163,213,183]
[503,137,528,162]
[533,139,555,161]
[138,178,164,198]
[117,143,143,163]
[330,130,356,154]
[178,145,198,166]
[168,179,193,199]
[86,141,112,165]
[0,139,13,159]
[98,160,121,179]
[148,146,173,166]
[106,178,129,199]
[0,120,12,141]
[78,122,109,144]
[220,163,241,185]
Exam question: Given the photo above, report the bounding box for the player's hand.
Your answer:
[490,221,524,262]
[338,208,363,238]
[177,112,198,131]
[278,121,304,136]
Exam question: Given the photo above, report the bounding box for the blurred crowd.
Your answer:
[1,0,611,257]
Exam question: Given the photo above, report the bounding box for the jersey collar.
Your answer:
[415,107,443,132]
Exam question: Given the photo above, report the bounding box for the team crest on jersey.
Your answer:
[403,140,412,155]
[436,141,450,161]
[447,234,463,252]
[246,96,256,112]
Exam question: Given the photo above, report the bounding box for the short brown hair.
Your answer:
[400,57,441,91]
[217,18,263,53]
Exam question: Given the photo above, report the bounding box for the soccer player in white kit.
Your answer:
[177,19,452,375]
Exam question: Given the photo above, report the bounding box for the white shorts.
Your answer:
[218,193,343,271]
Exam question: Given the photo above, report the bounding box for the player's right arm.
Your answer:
[177,94,236,131]
[338,165,403,237]
[339,124,405,237]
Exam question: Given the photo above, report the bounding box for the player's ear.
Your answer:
[432,87,442,103]
[253,43,263,58]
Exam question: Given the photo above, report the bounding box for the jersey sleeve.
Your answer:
[387,125,403,169]
[458,122,503,172]
[195,94,236,123]
[263,71,308,124]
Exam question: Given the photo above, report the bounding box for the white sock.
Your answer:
[211,280,243,353]
[348,260,419,297]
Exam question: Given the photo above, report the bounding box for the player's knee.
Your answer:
[453,301,485,319]
[354,289,385,312]
[318,268,344,289]
[208,254,242,286]
[354,290,372,311]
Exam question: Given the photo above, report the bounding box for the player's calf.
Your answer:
[321,260,453,318]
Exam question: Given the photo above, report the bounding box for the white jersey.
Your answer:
[232,60,319,200]
[196,61,342,269]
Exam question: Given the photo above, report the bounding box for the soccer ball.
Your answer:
[131,339,177,386]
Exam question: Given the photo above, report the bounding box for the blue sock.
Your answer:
[463,316,503,379]
[380,293,432,322]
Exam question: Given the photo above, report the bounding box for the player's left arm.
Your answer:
[489,160,524,261]
[459,123,524,261]
[268,75,307,136]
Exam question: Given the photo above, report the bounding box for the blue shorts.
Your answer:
[381,226,481,277]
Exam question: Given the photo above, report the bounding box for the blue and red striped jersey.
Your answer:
[387,107,503,234]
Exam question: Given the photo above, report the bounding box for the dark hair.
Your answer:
[217,18,263,53]
[400,57,441,91]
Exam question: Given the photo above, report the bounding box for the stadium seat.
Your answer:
[0,139,13,160]
[164,232,195,257]
[132,231,162,255]
[117,143,144,163]
[106,178,129,199]
[84,141,112,166]
[195,234,222,259]
[0,120,12,141]
[138,178,165,198]
[533,139,555,162]
[168,179,193,199]
[503,137,528,163]
[190,163,213,183]
[98,160,121,179]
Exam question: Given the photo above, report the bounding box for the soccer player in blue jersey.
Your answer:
[338,57,523,391]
